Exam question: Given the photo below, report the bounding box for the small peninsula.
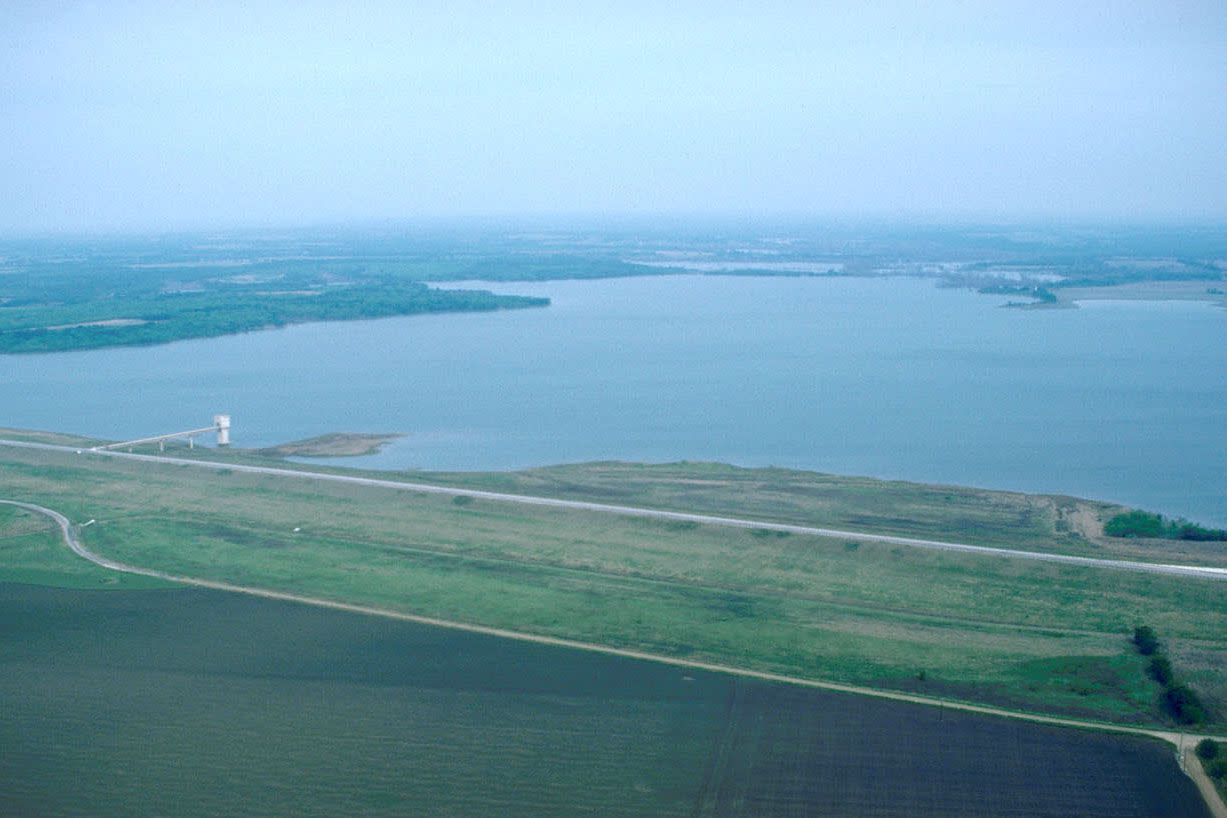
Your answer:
[260,433,404,458]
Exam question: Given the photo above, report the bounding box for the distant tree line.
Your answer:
[979,283,1058,306]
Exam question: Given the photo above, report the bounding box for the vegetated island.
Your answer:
[259,433,404,458]
[0,280,548,354]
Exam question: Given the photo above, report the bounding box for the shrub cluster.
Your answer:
[1198,740,1227,791]
[1106,510,1227,541]
[1132,625,1207,725]
[1132,626,1159,655]
[1164,686,1207,726]
[1147,655,1172,686]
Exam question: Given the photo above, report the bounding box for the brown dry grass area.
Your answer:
[1065,503,1105,540]
[42,318,151,331]
[260,433,403,457]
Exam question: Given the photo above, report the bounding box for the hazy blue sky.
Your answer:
[2,1,1225,232]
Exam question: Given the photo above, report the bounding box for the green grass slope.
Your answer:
[1,442,1223,728]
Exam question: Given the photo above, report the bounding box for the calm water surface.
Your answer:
[3,276,1224,525]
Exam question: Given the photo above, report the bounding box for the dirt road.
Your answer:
[6,496,1226,816]
[5,497,1223,745]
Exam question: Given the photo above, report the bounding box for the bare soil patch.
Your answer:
[260,432,403,458]
[41,318,150,331]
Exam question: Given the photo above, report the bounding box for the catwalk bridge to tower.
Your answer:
[90,415,231,453]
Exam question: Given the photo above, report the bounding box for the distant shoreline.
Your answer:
[0,284,548,355]
[1003,279,1227,310]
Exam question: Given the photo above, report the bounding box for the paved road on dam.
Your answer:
[3,437,1227,582]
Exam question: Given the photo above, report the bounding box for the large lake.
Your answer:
[3,276,1225,525]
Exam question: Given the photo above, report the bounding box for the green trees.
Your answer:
[1164,686,1207,725]
[1132,626,1209,725]
[1132,626,1159,655]
[0,284,551,353]
[1107,511,1166,538]
[1147,656,1172,686]
[1105,510,1227,541]
[1200,741,1227,793]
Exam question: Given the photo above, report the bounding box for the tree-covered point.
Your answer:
[1105,510,1227,542]
[0,281,548,354]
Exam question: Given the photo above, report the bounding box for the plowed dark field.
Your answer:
[0,583,1210,817]
[692,682,1203,817]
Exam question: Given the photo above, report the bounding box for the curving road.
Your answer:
[7,492,1227,816]
[3,437,1226,581]
[6,496,1225,751]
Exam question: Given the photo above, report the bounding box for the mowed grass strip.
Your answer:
[2,444,1225,726]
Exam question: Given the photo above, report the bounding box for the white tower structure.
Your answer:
[214,414,231,446]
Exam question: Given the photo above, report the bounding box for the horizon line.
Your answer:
[6,212,1227,242]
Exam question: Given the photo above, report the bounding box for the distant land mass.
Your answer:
[0,278,547,354]
[1,222,1223,353]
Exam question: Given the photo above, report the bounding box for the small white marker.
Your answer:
[293,527,301,533]
[80,519,96,528]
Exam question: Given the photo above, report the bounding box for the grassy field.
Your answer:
[0,502,167,591]
[0,582,1211,817]
[2,439,1224,729]
[81,437,1227,567]
[404,460,1227,565]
